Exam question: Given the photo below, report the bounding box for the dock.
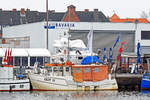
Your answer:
[114,74,142,90]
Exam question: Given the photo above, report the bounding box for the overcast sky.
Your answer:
[0,0,150,18]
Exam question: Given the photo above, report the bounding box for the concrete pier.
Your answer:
[114,74,142,90]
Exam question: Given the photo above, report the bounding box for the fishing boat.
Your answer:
[28,61,118,91]
[0,49,30,91]
[28,29,118,91]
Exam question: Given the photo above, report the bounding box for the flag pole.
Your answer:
[87,24,93,64]
[91,26,93,64]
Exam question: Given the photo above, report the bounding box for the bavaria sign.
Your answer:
[44,22,75,29]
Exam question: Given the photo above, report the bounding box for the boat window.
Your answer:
[52,79,55,82]
[22,57,28,66]
[143,57,147,64]
[0,57,2,64]
[94,68,100,72]
[20,85,24,88]
[53,67,58,72]
[78,57,83,60]
[59,67,63,72]
[44,57,50,63]
[76,68,80,73]
[30,57,36,66]
[14,57,21,66]
[11,85,15,88]
[37,57,43,66]
[84,68,90,73]
[66,67,69,72]
[46,67,52,72]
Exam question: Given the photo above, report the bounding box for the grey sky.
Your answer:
[0,0,150,18]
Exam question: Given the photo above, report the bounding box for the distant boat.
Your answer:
[141,58,150,90]
[141,73,150,90]
[0,49,30,92]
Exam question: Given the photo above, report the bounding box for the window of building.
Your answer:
[0,57,2,64]
[141,31,150,40]
[37,57,43,66]
[22,57,28,66]
[129,57,137,64]
[9,57,14,65]
[30,57,36,66]
[14,57,21,66]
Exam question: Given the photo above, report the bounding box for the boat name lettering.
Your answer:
[44,77,51,81]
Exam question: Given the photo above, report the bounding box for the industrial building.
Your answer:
[2,21,150,57]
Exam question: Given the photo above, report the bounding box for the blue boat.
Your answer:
[141,73,150,90]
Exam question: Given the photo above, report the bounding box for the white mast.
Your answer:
[46,0,49,49]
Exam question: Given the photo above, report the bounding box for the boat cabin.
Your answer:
[72,65,108,82]
[45,63,72,76]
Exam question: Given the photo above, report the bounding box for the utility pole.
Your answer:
[46,0,49,49]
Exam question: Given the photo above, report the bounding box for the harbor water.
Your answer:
[0,91,150,100]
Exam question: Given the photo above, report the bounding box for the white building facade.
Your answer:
[3,21,150,55]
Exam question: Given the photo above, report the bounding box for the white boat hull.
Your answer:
[29,74,118,91]
[0,79,30,91]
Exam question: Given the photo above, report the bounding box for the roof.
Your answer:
[110,13,150,23]
[11,48,28,56]
[0,48,51,57]
[0,48,5,56]
[0,7,109,26]
[121,52,144,57]
[70,39,86,48]
[67,11,109,22]
[26,48,51,57]
[0,10,65,26]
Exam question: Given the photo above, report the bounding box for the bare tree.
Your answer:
[140,11,148,18]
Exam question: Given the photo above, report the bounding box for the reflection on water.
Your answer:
[0,91,150,100]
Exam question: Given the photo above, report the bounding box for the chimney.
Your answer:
[93,9,99,22]
[26,8,30,12]
[84,9,89,12]
[21,8,25,14]
[94,9,98,12]
[13,8,17,12]
[67,5,76,12]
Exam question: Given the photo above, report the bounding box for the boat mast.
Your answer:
[46,0,49,49]
[67,7,71,62]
